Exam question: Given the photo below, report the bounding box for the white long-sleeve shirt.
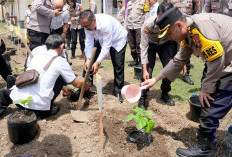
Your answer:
[85,14,128,63]
[149,2,159,17]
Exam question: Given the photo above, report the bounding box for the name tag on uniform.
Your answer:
[211,2,221,9]
[201,43,223,61]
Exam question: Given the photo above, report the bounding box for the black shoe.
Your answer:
[182,75,194,85]
[176,134,215,157]
[128,59,139,67]
[50,106,60,116]
[138,97,147,110]
[161,92,175,106]
[113,91,123,103]
[68,62,72,66]
[70,56,75,59]
[88,77,93,87]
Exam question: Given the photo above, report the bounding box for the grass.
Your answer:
[101,54,204,103]
[0,22,5,30]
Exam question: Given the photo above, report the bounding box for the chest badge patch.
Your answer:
[143,27,149,34]
[192,34,202,48]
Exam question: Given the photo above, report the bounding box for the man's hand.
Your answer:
[84,58,91,71]
[199,91,214,107]
[62,86,74,97]
[182,64,187,76]
[92,62,100,75]
[143,69,149,81]
[55,9,62,17]
[71,17,76,22]
[141,78,157,89]
[61,32,66,40]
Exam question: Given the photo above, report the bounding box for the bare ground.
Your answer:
[0,29,231,157]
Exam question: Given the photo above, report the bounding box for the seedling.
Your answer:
[126,107,154,133]
[67,84,79,91]
[13,96,32,112]
[13,67,25,72]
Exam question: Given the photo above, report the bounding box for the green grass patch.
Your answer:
[0,22,5,30]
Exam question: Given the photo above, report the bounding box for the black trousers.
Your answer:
[0,76,65,118]
[88,41,126,93]
[51,27,63,36]
[127,28,141,60]
[27,29,49,51]
[141,40,176,98]
[199,81,232,142]
[70,28,85,57]
[0,54,12,81]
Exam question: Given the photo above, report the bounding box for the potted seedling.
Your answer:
[7,96,39,144]
[125,107,154,146]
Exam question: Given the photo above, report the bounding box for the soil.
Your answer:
[9,110,35,123]
[0,29,231,157]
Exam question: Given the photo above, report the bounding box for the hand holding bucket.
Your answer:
[121,84,147,103]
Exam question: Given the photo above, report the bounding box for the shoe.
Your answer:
[138,97,147,110]
[88,77,93,87]
[161,91,175,106]
[79,53,85,60]
[176,133,215,157]
[128,59,139,67]
[70,56,75,59]
[113,91,123,103]
[50,106,60,116]
[182,75,194,85]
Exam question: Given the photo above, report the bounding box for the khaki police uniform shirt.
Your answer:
[203,0,232,17]
[125,0,146,30]
[171,0,199,15]
[27,0,55,34]
[90,0,97,14]
[68,3,82,29]
[117,6,125,24]
[161,13,232,94]
[140,15,169,64]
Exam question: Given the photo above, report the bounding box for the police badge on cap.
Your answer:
[156,7,183,38]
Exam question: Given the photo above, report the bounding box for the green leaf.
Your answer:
[66,84,79,91]
[135,116,148,130]
[145,119,154,133]
[125,113,135,122]
[143,110,154,116]
[12,96,32,107]
[13,99,23,104]
[133,107,143,114]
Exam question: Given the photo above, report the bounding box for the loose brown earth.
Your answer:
[0,29,231,157]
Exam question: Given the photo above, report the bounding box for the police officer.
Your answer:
[117,1,125,25]
[125,0,147,67]
[203,0,232,16]
[167,0,199,85]
[67,0,85,59]
[142,7,232,156]
[138,2,176,109]
[27,0,62,51]
[148,0,159,17]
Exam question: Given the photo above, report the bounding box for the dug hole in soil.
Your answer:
[0,29,231,157]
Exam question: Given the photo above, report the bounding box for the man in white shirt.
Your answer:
[24,4,32,25]
[80,10,127,103]
[148,0,159,17]
[0,34,88,118]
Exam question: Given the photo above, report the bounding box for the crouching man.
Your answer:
[0,34,89,118]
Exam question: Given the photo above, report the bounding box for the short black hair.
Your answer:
[66,0,76,9]
[28,4,32,8]
[118,1,123,4]
[45,34,64,50]
[80,9,95,21]
[157,2,173,15]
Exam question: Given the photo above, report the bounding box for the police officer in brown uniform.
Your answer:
[142,7,232,156]
[203,0,232,16]
[27,0,62,51]
[167,0,199,85]
[117,1,125,25]
[125,0,146,67]
[138,2,176,109]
